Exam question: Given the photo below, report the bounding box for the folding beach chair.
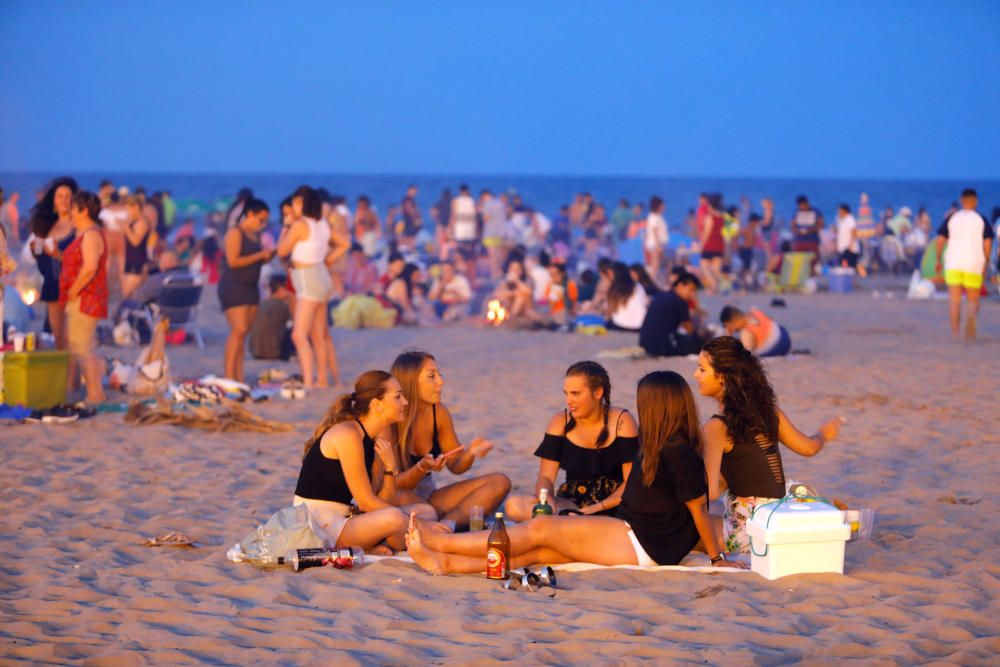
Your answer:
[151,273,205,349]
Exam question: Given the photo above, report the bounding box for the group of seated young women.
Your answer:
[292,337,843,572]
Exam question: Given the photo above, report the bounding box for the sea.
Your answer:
[2,172,998,234]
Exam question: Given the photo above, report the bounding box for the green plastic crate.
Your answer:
[2,350,69,409]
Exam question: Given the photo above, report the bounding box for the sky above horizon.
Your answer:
[1,1,998,180]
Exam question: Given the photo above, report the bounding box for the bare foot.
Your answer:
[965,317,977,341]
[369,544,394,557]
[411,515,451,550]
[406,512,449,575]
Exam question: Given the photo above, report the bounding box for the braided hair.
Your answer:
[303,370,393,457]
[564,361,612,447]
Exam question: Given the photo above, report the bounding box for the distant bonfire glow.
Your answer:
[20,287,39,306]
[486,300,507,326]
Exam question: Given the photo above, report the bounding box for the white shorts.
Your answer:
[626,527,657,567]
[291,264,332,303]
[293,495,351,546]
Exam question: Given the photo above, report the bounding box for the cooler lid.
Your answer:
[748,497,845,530]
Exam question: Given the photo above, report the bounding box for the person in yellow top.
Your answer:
[719,305,791,357]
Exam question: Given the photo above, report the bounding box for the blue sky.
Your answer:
[1,1,998,179]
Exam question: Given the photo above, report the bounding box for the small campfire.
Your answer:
[20,287,39,306]
[486,299,507,326]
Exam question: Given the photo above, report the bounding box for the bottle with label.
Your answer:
[486,512,510,580]
[283,547,365,571]
[532,488,554,518]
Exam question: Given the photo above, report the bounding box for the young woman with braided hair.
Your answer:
[292,371,435,553]
[694,337,844,557]
[505,361,639,522]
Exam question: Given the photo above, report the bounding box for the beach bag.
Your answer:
[332,295,396,330]
[228,504,326,568]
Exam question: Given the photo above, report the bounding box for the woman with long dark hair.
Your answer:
[389,351,511,529]
[505,361,639,521]
[218,198,274,382]
[27,176,78,347]
[407,371,744,572]
[605,261,648,332]
[277,186,334,388]
[293,371,434,552]
[694,336,844,556]
[629,263,661,297]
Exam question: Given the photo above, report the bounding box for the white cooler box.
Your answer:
[746,498,850,580]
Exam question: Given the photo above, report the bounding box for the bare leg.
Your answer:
[947,285,963,337]
[82,349,106,404]
[504,493,579,523]
[309,304,329,387]
[291,299,318,387]
[407,513,637,574]
[223,305,252,382]
[145,318,168,363]
[428,473,512,528]
[964,286,980,340]
[48,302,67,350]
[337,507,409,551]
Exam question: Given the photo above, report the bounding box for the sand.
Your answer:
[2,285,999,665]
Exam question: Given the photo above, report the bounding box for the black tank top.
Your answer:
[714,414,786,498]
[294,420,375,504]
[124,220,149,267]
[409,404,442,467]
[221,228,263,286]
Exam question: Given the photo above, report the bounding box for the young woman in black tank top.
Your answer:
[505,361,640,522]
[694,337,844,556]
[407,371,746,574]
[292,370,436,553]
[389,351,511,530]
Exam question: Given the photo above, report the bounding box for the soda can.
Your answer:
[25,332,36,352]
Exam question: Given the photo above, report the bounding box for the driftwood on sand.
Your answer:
[124,399,292,434]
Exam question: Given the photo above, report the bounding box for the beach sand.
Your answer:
[2,287,999,665]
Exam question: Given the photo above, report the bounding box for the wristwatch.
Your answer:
[710,553,727,564]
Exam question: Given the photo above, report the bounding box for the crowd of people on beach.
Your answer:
[290,343,844,571]
[0,177,996,409]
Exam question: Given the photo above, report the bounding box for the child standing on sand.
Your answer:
[934,188,993,340]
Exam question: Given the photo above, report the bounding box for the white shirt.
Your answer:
[940,209,992,274]
[451,194,477,241]
[99,207,129,233]
[645,212,669,250]
[610,284,648,330]
[436,274,472,302]
[836,214,859,253]
[529,264,551,302]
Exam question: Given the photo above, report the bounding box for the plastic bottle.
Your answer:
[283,547,365,571]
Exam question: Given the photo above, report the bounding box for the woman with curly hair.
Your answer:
[693,336,844,556]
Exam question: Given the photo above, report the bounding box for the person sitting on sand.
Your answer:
[638,272,706,357]
[491,257,533,320]
[505,361,639,521]
[388,351,511,529]
[428,261,472,322]
[694,337,843,556]
[719,305,791,357]
[407,371,745,572]
[249,274,294,361]
[107,318,172,395]
[293,371,437,553]
[605,261,648,332]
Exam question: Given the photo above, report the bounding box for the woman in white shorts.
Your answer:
[278,186,337,389]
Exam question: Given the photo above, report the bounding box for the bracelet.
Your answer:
[383,469,396,476]
[710,553,726,564]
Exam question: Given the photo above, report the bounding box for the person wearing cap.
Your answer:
[934,188,993,340]
[888,206,913,238]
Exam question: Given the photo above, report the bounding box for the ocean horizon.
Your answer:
[3,171,998,229]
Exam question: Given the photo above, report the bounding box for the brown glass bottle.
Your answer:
[486,512,510,580]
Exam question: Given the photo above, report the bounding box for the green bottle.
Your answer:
[532,488,554,518]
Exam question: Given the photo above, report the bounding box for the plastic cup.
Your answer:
[12,333,25,352]
[469,506,484,532]
[859,508,876,540]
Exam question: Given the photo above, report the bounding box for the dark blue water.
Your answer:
[3,172,998,230]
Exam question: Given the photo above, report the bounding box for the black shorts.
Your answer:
[839,250,859,268]
[702,251,723,260]
[738,248,754,270]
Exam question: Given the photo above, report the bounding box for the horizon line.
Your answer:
[0,169,996,184]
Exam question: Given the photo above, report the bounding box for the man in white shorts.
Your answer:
[934,188,993,340]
